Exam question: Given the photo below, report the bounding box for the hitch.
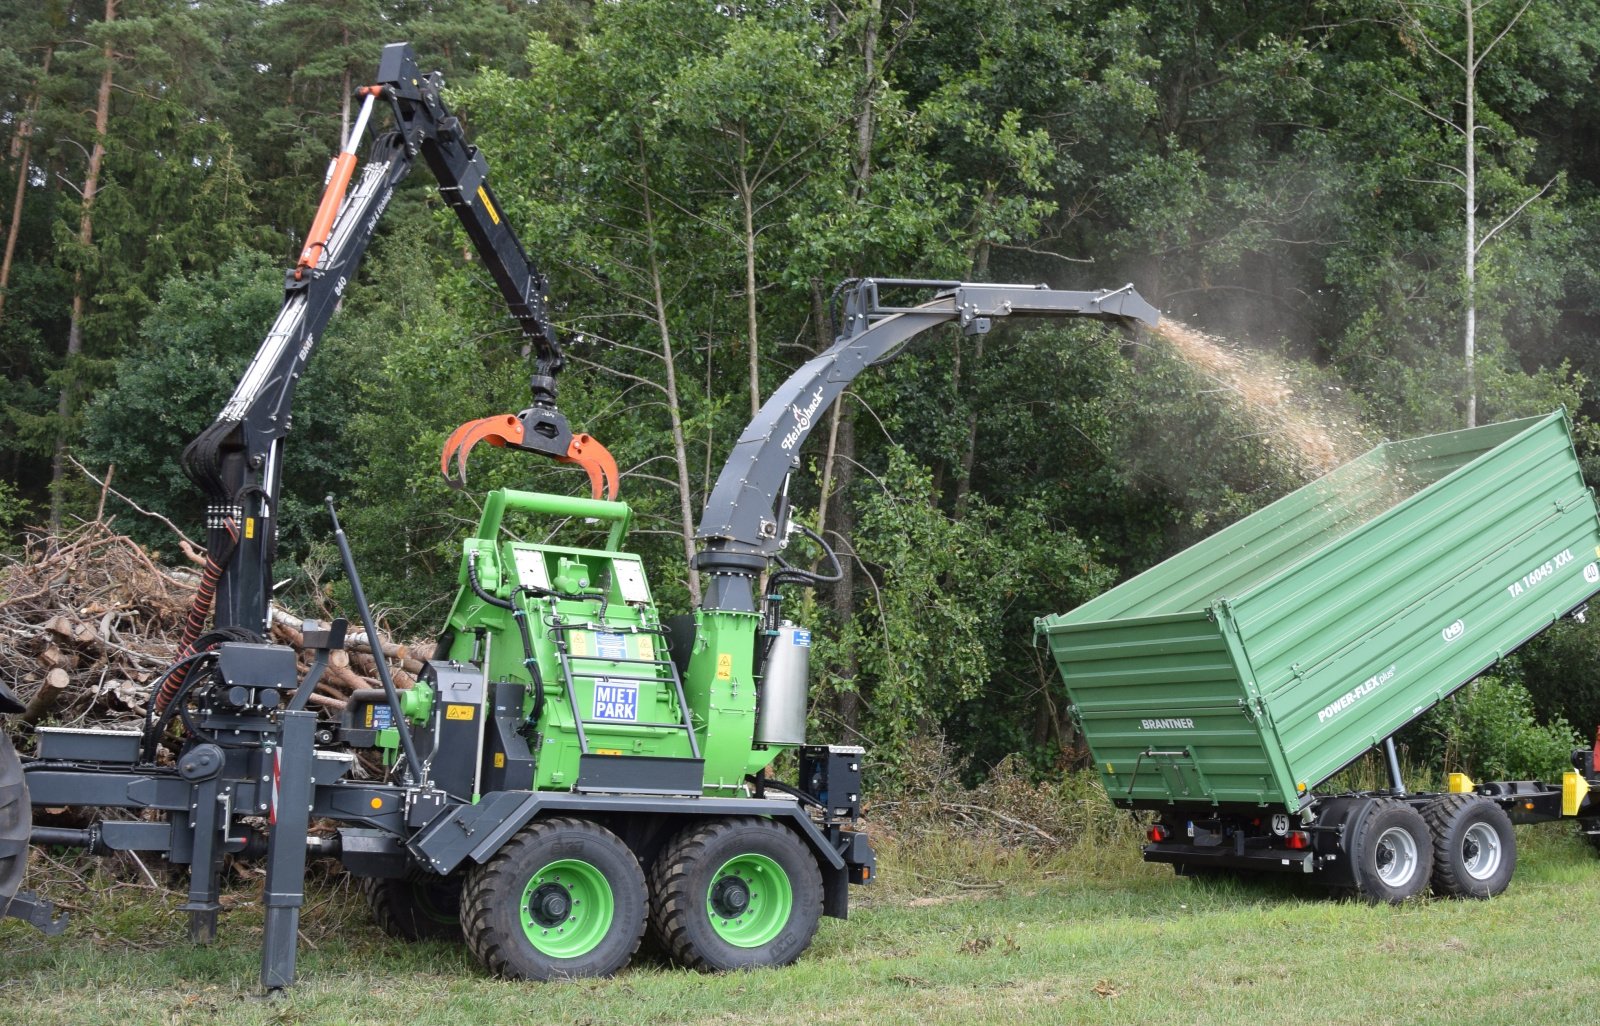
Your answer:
[441,406,619,500]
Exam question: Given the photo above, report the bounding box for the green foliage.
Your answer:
[80,249,365,562]
[10,0,1600,781]
[1413,675,1580,782]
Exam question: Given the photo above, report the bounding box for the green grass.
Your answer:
[6,823,1600,1026]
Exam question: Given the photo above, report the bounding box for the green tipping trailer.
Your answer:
[1038,410,1600,901]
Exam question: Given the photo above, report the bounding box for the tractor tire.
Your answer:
[1422,794,1515,898]
[1347,799,1433,904]
[648,816,822,972]
[361,873,464,942]
[0,729,30,902]
[460,817,646,980]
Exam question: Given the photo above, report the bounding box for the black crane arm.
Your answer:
[693,278,1160,613]
[179,43,572,639]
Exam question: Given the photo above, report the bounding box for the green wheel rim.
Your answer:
[519,858,615,958]
[706,853,792,948]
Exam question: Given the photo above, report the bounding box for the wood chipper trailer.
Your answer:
[1038,410,1600,901]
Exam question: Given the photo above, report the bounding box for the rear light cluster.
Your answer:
[1148,824,1172,843]
[1284,830,1311,850]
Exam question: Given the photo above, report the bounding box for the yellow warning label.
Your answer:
[364,705,374,729]
[477,185,500,224]
[494,753,505,768]
[571,633,589,657]
[639,637,654,660]
[244,518,255,540]
[445,704,475,721]
[716,653,733,680]
[594,748,623,756]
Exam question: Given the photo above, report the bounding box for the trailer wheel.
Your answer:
[460,817,646,980]
[0,730,29,901]
[649,816,822,971]
[361,873,463,942]
[1422,794,1515,898]
[1348,799,1432,903]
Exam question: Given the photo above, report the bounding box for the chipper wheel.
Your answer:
[648,816,822,972]
[1421,794,1516,898]
[361,873,464,942]
[460,817,646,980]
[0,728,30,904]
[1348,798,1433,903]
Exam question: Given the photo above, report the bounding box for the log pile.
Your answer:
[0,521,426,742]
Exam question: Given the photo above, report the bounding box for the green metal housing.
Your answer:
[430,489,780,798]
[1037,411,1600,812]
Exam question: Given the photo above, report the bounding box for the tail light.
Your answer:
[1148,824,1171,843]
[1285,830,1310,850]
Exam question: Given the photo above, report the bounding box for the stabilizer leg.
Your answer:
[260,712,316,992]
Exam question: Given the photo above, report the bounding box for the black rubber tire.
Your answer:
[0,729,29,900]
[1422,794,1515,898]
[361,873,464,942]
[648,816,822,972]
[460,817,646,980]
[1348,799,1433,903]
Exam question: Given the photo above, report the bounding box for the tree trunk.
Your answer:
[950,230,995,519]
[640,145,702,606]
[1463,0,1477,428]
[52,1,117,532]
[739,153,761,420]
[827,396,859,733]
[0,45,53,325]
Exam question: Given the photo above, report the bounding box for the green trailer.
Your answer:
[1038,410,1600,901]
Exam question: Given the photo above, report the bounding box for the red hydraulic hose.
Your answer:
[154,518,237,714]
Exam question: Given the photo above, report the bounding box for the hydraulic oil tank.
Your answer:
[757,622,811,746]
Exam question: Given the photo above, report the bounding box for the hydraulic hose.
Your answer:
[467,549,547,736]
[155,518,239,714]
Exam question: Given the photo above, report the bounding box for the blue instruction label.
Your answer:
[594,632,628,660]
[792,628,812,647]
[592,680,639,722]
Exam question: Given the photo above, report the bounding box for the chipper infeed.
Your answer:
[1038,409,1600,900]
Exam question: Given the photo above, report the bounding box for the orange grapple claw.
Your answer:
[559,433,620,501]
[440,414,523,490]
[440,414,620,500]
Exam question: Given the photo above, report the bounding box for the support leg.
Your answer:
[261,711,316,992]
[178,777,222,943]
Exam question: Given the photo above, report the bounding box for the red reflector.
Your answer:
[1285,830,1310,850]
[1148,824,1170,843]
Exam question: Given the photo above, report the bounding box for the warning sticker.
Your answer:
[593,680,638,722]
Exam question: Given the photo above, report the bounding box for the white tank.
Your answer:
[756,622,811,746]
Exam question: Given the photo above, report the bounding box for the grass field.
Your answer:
[4,818,1600,1026]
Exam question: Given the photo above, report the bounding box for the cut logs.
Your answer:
[1,521,430,735]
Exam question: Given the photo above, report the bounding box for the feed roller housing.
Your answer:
[1038,410,1600,812]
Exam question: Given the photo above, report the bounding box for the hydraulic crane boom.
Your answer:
[179,43,611,641]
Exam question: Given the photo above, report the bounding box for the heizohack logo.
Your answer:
[1441,620,1465,643]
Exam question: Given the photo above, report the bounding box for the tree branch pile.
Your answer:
[0,521,426,740]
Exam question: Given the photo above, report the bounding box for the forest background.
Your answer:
[3,0,1598,783]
